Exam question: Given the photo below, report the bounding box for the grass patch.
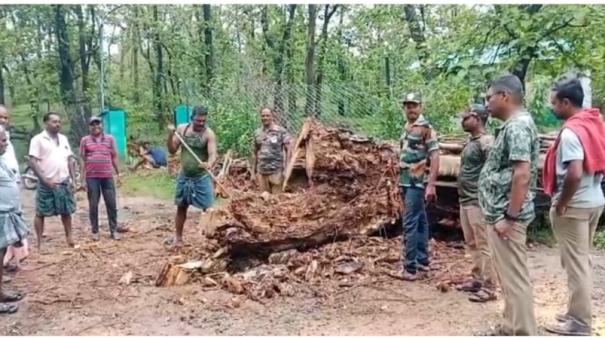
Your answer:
[595,231,605,251]
[120,170,176,201]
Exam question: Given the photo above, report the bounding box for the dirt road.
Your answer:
[1,189,604,335]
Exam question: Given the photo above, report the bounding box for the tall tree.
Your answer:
[304,4,317,115]
[202,4,214,97]
[0,59,4,105]
[54,4,88,142]
[261,4,297,115]
[314,4,338,115]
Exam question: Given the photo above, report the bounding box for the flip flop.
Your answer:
[0,291,25,303]
[163,237,183,248]
[2,276,11,283]
[469,288,497,303]
[0,303,18,314]
[456,280,482,293]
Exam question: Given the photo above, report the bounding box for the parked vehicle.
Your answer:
[22,156,82,190]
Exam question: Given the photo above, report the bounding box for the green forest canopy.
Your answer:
[1,4,603,156]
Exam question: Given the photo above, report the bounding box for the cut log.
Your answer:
[155,263,191,287]
[305,136,315,186]
[282,119,313,191]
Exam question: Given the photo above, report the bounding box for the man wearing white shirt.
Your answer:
[28,112,77,249]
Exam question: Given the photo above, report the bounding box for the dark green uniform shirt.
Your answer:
[458,134,494,206]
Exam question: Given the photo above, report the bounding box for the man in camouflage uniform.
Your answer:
[398,92,440,281]
[478,74,539,335]
[456,104,498,302]
[253,107,292,194]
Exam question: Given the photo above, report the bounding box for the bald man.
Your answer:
[0,106,28,271]
[0,106,20,182]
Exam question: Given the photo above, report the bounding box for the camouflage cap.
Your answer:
[401,92,423,104]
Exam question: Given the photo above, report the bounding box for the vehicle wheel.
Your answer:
[22,169,38,190]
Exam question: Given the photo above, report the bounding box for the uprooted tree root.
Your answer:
[156,119,473,300]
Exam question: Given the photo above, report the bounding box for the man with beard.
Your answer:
[398,92,440,281]
[166,106,217,248]
[456,104,498,303]
[252,107,291,193]
[542,77,605,336]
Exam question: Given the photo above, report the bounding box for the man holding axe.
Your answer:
[166,105,217,248]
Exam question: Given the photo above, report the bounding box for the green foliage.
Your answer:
[2,4,605,157]
[595,231,605,251]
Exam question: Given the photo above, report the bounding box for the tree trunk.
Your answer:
[152,6,164,128]
[384,56,391,98]
[152,5,164,113]
[76,5,90,95]
[286,32,296,128]
[337,7,346,116]
[203,4,214,98]
[0,62,4,105]
[304,5,318,116]
[3,65,14,105]
[268,5,297,116]
[54,5,87,143]
[404,5,427,67]
[75,4,94,119]
[314,5,338,116]
[511,55,532,90]
[132,6,140,103]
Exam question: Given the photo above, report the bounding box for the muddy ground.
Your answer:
[1,189,604,335]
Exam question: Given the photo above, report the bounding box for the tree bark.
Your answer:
[265,5,297,116]
[76,5,90,95]
[132,6,140,103]
[304,5,318,116]
[0,62,4,105]
[152,6,164,127]
[54,4,87,143]
[337,7,346,116]
[404,5,427,68]
[314,5,338,116]
[203,4,214,98]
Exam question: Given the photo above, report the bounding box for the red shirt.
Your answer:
[79,134,116,178]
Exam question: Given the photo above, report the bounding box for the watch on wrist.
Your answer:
[504,211,518,221]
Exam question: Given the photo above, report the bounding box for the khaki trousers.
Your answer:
[487,219,537,336]
[459,204,497,286]
[550,205,604,328]
[257,172,284,194]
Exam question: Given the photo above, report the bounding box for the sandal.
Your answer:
[456,280,482,293]
[0,291,25,303]
[163,237,183,249]
[0,303,18,314]
[1,276,11,284]
[469,288,497,303]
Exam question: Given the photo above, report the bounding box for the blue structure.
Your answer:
[174,104,192,126]
[100,107,127,160]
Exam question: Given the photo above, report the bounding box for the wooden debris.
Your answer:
[119,271,134,285]
[155,263,191,287]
